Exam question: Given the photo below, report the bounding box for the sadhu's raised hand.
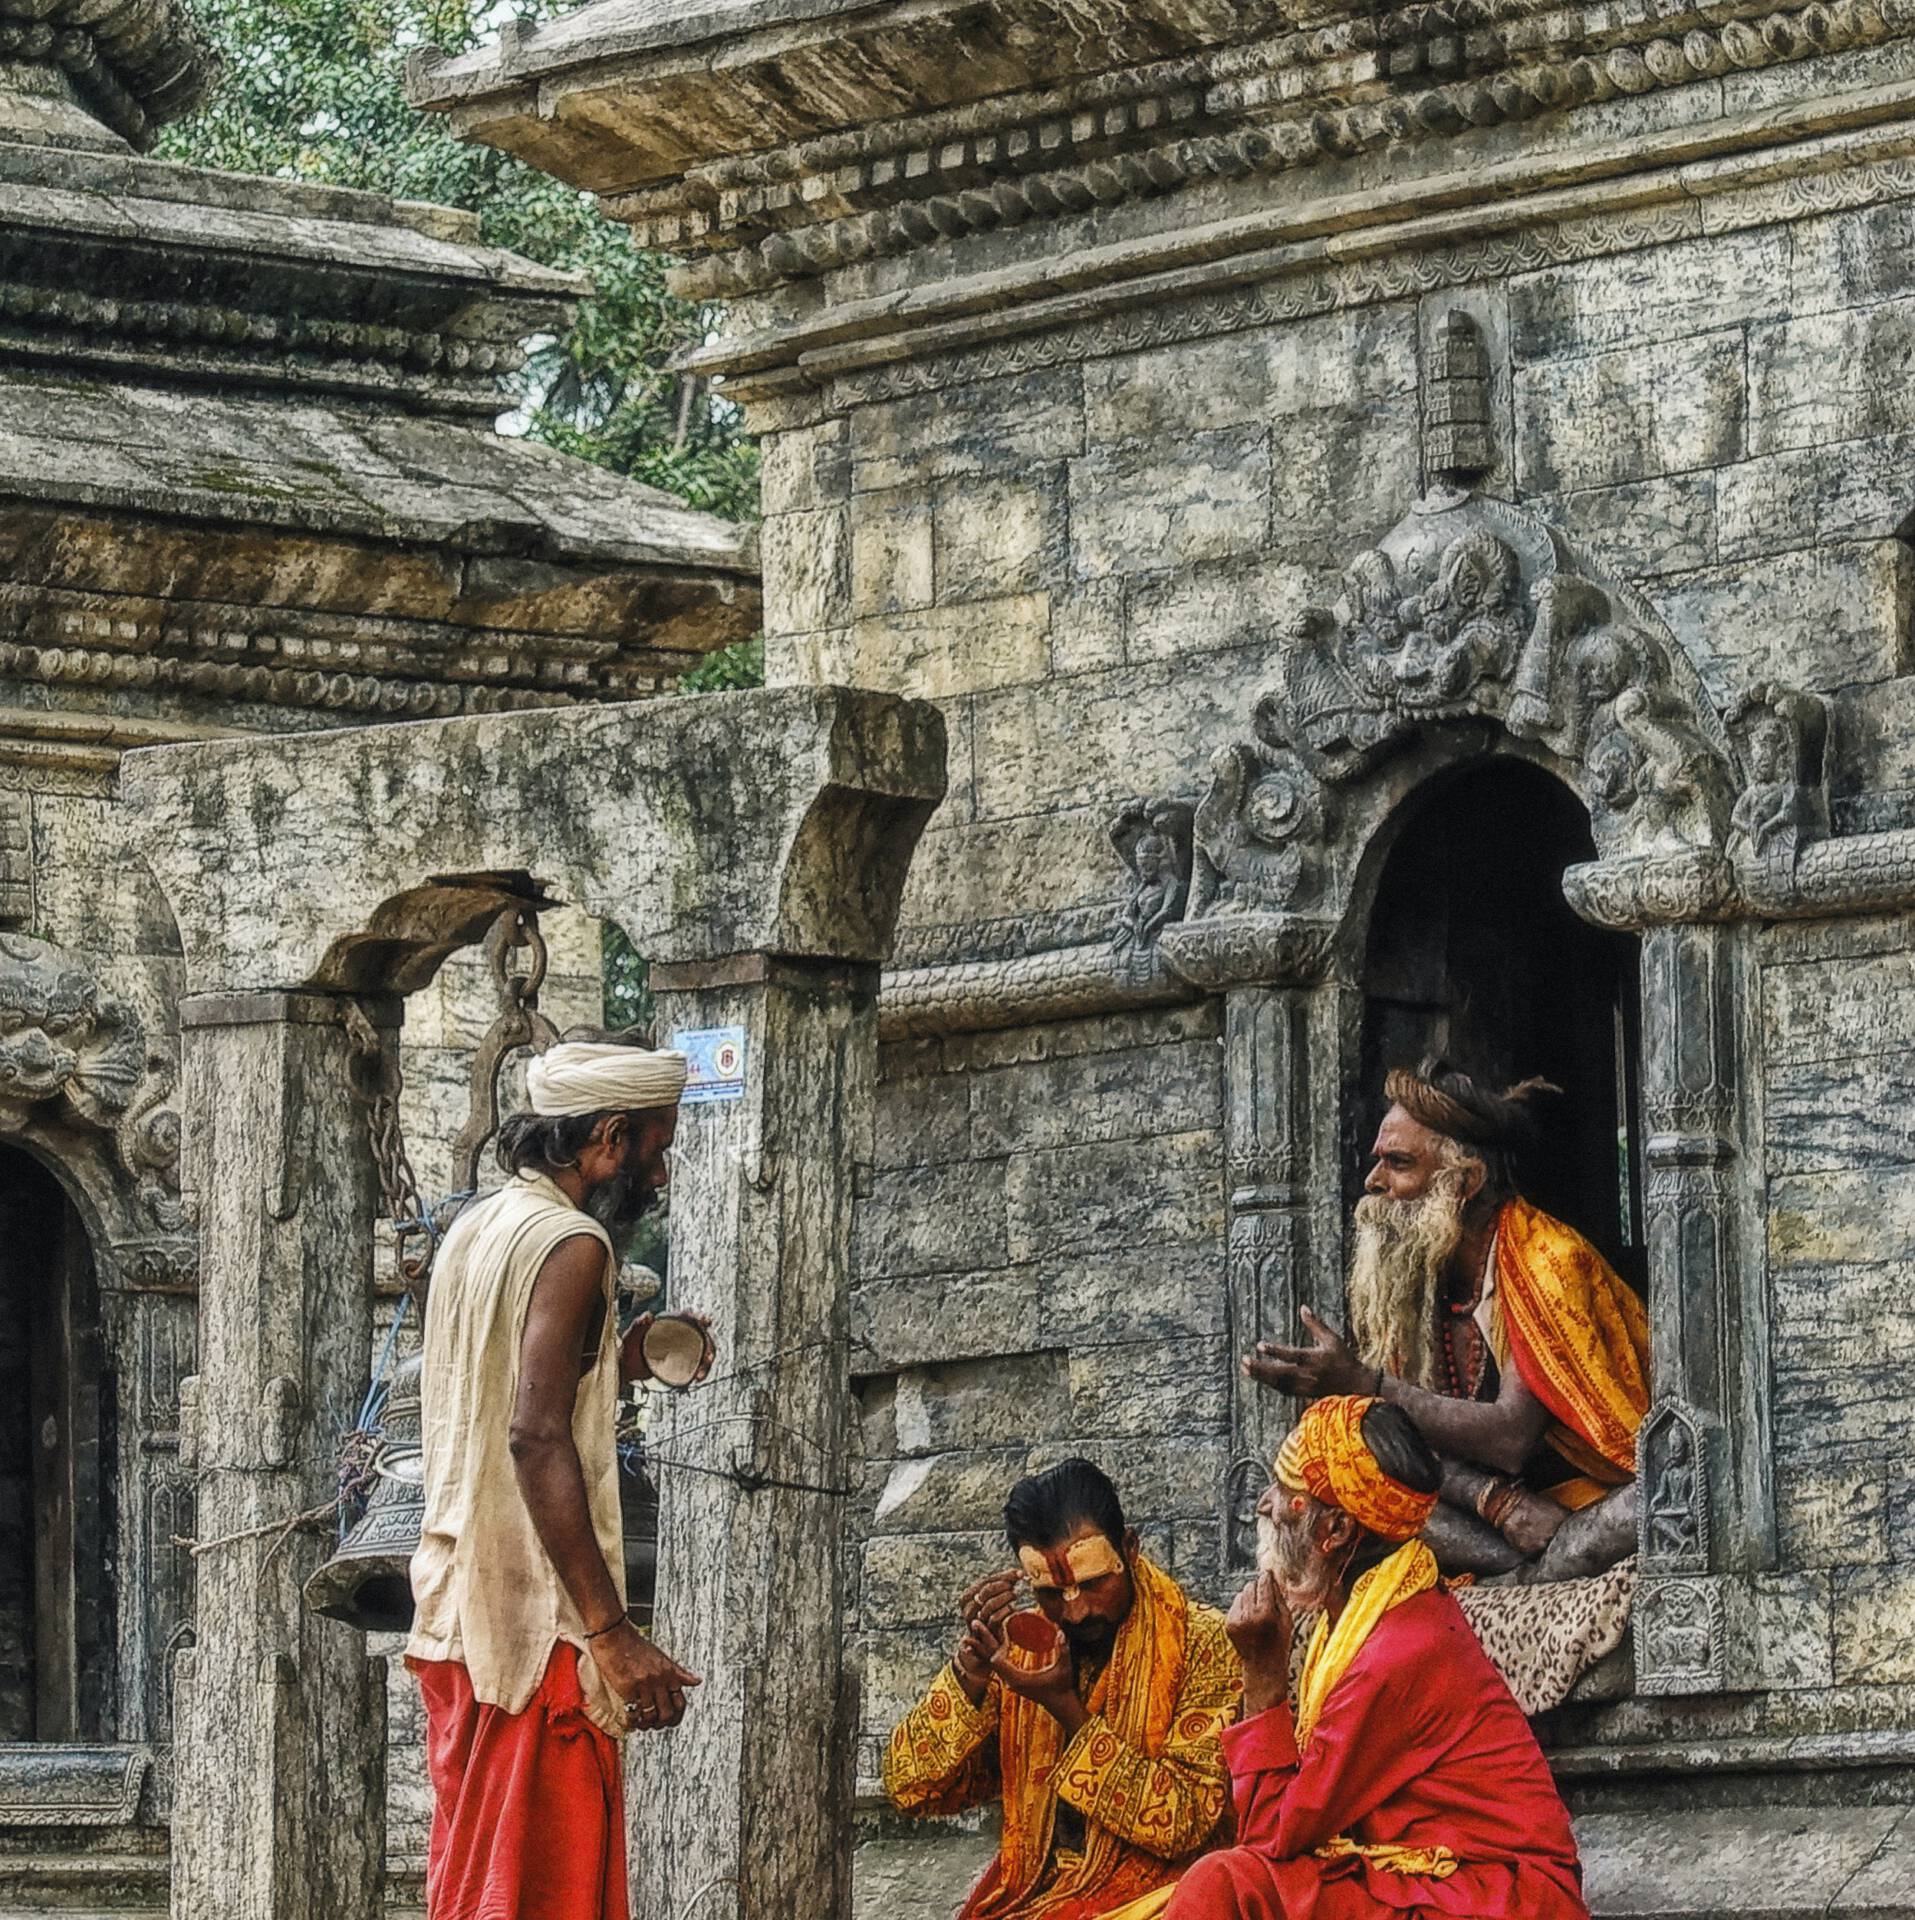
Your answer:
[1225,1570,1295,1715]
[988,1620,1083,1733]
[952,1610,1002,1707]
[1242,1307,1376,1400]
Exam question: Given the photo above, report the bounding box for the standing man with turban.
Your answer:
[1245,1057,1649,1581]
[407,1035,717,1920]
[1133,1397,1588,1920]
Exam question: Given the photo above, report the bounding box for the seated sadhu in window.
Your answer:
[1247,1059,1650,1583]
[884,1458,1242,1919]
[1112,1397,1589,1920]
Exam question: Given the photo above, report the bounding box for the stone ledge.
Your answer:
[1579,1806,1914,1917]
[848,1808,1915,1918]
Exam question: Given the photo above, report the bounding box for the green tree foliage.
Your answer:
[160,0,759,519]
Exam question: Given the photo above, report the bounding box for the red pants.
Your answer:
[412,1643,630,1920]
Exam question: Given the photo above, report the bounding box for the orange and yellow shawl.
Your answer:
[1490,1197,1651,1509]
[883,1554,1241,1919]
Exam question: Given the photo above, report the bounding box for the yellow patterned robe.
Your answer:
[883,1554,1241,1919]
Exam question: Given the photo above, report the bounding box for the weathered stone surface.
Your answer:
[853,1825,998,1920]
[1124,554,1323,665]
[1529,474,1717,580]
[1005,1130,1223,1262]
[850,485,937,617]
[1649,542,1909,709]
[864,1447,1031,1534]
[934,469,1069,605]
[1716,434,1915,562]
[787,594,1052,698]
[854,1161,1009,1280]
[1515,332,1745,493]
[968,1036,1220,1155]
[893,1351,1068,1456]
[862,1530,1012,1627]
[762,503,851,635]
[852,1268,1041,1369]
[1832,1565,1915,1683]
[1068,429,1271,580]
[1038,1242,1230,1349]
[850,368,1085,495]
[1067,1337,1229,1438]
[1508,230,1792,359]
[1749,299,1915,454]
[125,687,948,989]
[969,644,1267,821]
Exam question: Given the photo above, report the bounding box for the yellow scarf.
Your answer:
[1297,1539,1457,1881]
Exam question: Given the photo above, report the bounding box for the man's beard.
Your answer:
[585,1163,660,1254]
[1346,1171,1470,1391]
[1257,1511,1337,1618]
[1063,1617,1119,1660]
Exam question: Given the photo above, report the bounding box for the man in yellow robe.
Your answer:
[883,1458,1241,1918]
[1245,1058,1649,1581]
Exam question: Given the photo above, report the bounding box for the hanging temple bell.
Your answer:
[306,1351,427,1635]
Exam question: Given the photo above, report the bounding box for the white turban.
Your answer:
[525,1042,688,1117]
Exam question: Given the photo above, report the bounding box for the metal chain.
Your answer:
[343,905,559,1312]
[343,999,434,1307]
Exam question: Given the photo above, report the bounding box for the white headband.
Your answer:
[525,1042,688,1117]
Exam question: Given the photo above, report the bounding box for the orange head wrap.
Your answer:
[1275,1396,1438,1542]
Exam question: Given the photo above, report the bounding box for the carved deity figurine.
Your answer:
[1108,798,1193,967]
[1728,681,1830,868]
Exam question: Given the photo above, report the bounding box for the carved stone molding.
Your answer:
[1158,913,1336,992]
[0,932,183,1232]
[1562,851,1742,931]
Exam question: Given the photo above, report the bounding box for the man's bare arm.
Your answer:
[1244,1307,1552,1473]
[510,1235,624,1633]
[511,1234,700,1728]
[1377,1361,1553,1475]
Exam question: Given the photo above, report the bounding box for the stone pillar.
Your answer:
[170,991,387,1920]
[631,955,877,1920]
[1221,985,1312,1574]
[1635,921,1770,1692]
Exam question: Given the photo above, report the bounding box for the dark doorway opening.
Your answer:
[0,1145,113,1740]
[1353,760,1646,1290]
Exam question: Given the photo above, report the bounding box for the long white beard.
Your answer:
[1346,1174,1469,1391]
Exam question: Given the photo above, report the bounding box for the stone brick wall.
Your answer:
[756,177,1915,1802]
[1762,910,1915,1692]
[850,1004,1226,1791]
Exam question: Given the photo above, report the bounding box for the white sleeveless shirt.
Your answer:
[407,1171,627,1734]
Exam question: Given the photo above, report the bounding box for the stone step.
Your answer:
[1578,1806,1915,1918]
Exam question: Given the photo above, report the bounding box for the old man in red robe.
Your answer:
[1131,1395,1589,1920]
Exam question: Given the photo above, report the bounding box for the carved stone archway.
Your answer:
[1109,486,1878,1695]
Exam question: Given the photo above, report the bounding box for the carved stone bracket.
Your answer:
[0,931,183,1236]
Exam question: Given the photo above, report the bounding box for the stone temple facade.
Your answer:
[0,3,756,1909]
[412,0,1915,1911]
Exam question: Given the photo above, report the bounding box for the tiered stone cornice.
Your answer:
[625,0,1915,300]
[0,144,582,414]
[409,0,1915,369]
[0,0,217,148]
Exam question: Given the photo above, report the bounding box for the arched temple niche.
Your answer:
[0,1142,112,1743]
[1113,486,1846,1681]
[1346,757,1645,1293]
[0,921,197,1772]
